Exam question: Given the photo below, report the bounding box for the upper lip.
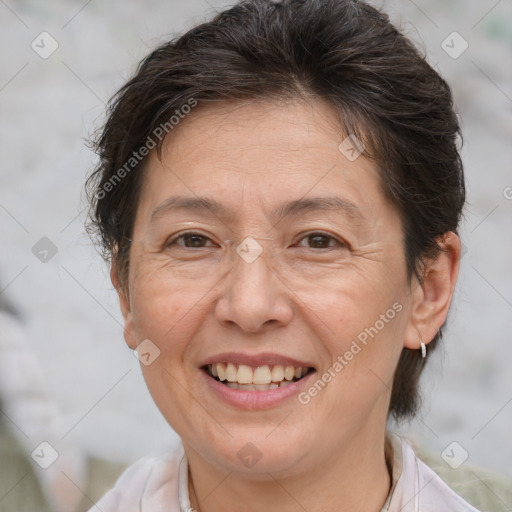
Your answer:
[199,352,316,369]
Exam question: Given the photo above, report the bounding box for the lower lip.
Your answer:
[201,369,316,410]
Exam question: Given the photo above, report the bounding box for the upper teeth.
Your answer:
[208,363,308,385]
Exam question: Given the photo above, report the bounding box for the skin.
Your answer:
[112,97,461,512]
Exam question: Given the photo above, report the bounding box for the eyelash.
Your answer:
[165,230,347,250]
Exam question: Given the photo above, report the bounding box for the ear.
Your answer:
[404,232,461,349]
[110,262,137,350]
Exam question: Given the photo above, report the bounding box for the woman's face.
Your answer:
[118,98,422,476]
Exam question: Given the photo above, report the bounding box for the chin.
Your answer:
[193,429,311,476]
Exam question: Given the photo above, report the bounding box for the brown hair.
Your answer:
[85,0,465,419]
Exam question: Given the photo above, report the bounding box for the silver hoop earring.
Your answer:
[420,336,427,359]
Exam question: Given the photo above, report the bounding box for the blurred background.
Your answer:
[1,0,511,510]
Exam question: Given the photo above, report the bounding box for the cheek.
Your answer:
[129,261,213,351]
[294,266,408,396]
[289,262,405,338]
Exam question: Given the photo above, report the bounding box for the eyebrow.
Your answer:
[149,195,365,225]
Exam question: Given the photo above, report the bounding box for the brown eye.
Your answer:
[297,232,345,249]
[166,232,214,249]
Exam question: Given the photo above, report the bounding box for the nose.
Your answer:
[214,245,294,333]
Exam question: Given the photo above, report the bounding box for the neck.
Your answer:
[185,429,392,512]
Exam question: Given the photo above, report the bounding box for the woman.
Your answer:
[85,0,479,510]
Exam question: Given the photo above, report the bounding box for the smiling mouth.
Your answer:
[204,363,314,391]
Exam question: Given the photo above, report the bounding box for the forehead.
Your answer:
[158,98,350,166]
[136,98,390,226]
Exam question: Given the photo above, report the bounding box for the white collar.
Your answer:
[178,447,193,512]
[174,431,479,512]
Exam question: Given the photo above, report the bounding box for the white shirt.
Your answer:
[90,432,481,512]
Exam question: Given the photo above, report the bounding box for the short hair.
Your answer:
[85,0,465,420]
